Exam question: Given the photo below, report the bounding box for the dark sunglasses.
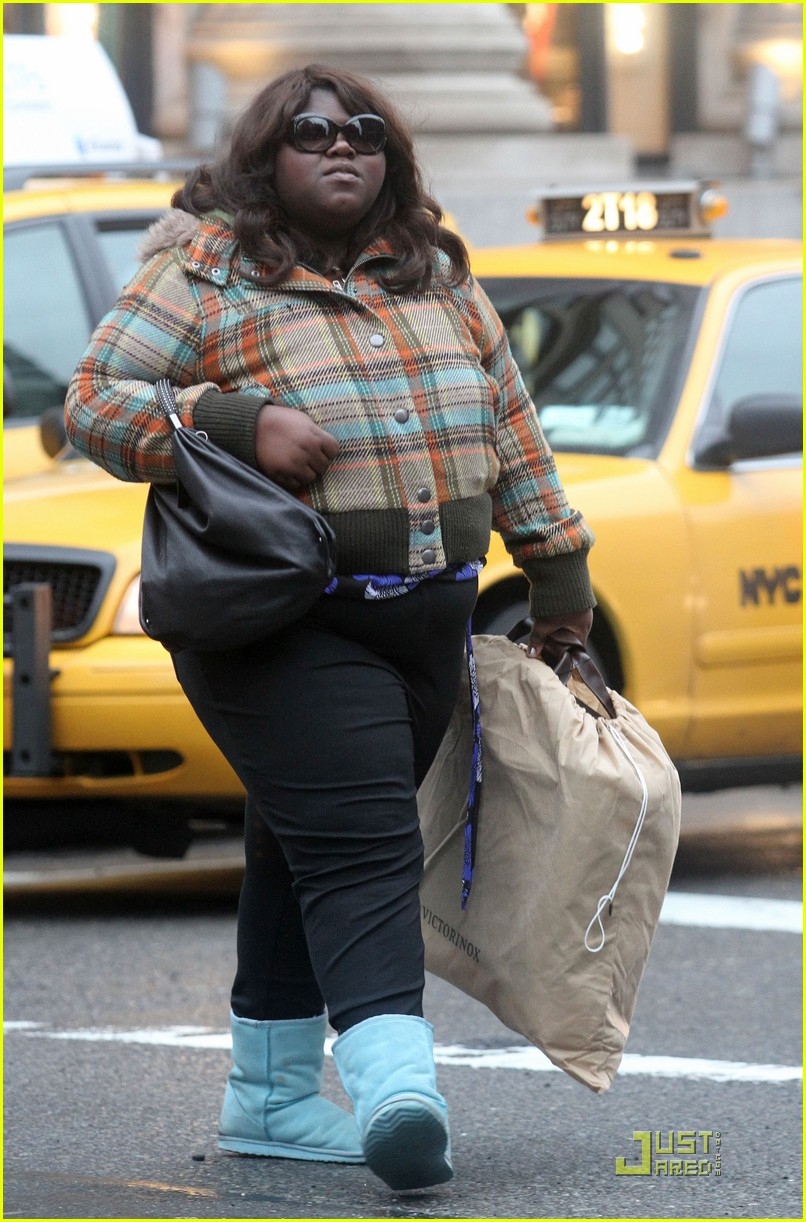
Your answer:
[288,112,387,155]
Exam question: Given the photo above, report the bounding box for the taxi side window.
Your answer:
[3,223,93,422]
[708,276,802,433]
[96,224,150,293]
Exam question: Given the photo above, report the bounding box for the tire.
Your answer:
[473,596,531,639]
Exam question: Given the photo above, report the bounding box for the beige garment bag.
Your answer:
[418,632,681,1092]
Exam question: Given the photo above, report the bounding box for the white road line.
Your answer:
[660,891,802,934]
[432,1044,802,1084]
[5,1024,800,1085]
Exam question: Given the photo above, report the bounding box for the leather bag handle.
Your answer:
[506,618,617,719]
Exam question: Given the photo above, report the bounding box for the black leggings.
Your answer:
[172,578,477,1033]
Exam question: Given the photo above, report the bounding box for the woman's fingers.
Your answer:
[256,402,340,485]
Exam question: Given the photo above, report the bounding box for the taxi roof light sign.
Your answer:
[528,181,728,240]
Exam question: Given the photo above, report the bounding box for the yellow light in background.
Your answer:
[699,188,729,225]
[753,39,803,102]
[45,4,98,39]
[607,5,646,56]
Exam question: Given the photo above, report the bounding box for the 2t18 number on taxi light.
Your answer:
[581,190,659,233]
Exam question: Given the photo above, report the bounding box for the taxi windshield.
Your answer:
[480,277,703,458]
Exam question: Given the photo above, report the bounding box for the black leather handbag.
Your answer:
[139,380,337,651]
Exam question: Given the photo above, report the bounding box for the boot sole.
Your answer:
[218,1134,365,1163]
[363,1098,453,1191]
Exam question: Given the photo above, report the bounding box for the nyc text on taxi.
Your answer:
[3,177,802,810]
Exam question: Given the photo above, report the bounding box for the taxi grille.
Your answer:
[4,545,116,652]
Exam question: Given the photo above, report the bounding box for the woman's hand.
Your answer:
[255,403,340,490]
[525,608,594,659]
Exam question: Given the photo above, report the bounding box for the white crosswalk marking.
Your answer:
[5,1023,800,1085]
[6,892,799,1088]
[659,891,801,933]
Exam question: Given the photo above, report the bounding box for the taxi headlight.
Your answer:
[113,575,145,635]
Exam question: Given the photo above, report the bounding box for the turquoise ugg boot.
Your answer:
[332,1014,453,1190]
[218,1012,365,1163]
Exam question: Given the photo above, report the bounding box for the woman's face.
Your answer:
[274,88,387,242]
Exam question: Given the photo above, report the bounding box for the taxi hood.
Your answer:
[551,450,662,524]
[4,458,147,570]
[553,450,652,487]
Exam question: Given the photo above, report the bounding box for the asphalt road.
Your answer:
[3,787,802,1220]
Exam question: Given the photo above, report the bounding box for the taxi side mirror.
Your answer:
[39,405,76,459]
[693,394,802,467]
[3,367,17,419]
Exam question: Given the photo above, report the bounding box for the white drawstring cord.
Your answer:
[584,722,649,953]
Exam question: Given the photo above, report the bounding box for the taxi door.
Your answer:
[680,273,802,761]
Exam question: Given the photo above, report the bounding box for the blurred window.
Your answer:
[481,277,701,457]
[708,276,802,422]
[96,222,149,292]
[3,222,92,420]
[4,215,155,424]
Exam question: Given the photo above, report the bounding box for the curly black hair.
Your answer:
[173,63,470,292]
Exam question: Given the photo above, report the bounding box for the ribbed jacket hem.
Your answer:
[324,496,493,574]
[323,498,594,618]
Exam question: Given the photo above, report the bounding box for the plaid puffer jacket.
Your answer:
[65,210,594,616]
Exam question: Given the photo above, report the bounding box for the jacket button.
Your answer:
[394,408,410,423]
[421,519,435,535]
[421,548,437,565]
[416,487,431,503]
[369,333,385,347]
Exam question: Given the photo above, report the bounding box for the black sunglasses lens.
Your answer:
[292,116,334,152]
[345,116,386,154]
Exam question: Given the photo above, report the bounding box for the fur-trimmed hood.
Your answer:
[136,208,245,288]
[137,208,203,262]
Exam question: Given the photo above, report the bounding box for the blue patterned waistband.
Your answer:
[323,560,484,601]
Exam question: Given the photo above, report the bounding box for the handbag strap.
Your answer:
[507,618,617,720]
[155,378,185,433]
[461,621,482,910]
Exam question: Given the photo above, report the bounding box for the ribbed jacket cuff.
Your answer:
[521,550,596,618]
[193,388,268,467]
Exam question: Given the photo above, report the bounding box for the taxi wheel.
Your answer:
[473,594,531,640]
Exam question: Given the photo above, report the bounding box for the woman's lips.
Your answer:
[323,164,360,180]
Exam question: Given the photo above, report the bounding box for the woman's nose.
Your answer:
[327,132,355,156]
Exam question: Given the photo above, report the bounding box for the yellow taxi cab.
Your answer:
[473,183,802,788]
[4,167,244,808]
[3,178,802,817]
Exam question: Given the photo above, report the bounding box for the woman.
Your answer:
[65,64,595,1192]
